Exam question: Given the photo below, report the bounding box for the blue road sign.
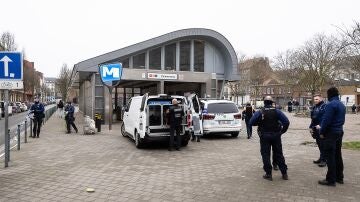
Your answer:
[0,52,23,80]
[99,63,122,86]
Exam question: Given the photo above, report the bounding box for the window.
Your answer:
[267,88,271,94]
[121,58,129,68]
[271,88,274,94]
[194,40,204,72]
[133,52,145,69]
[279,88,282,94]
[207,103,238,113]
[192,97,200,113]
[149,47,161,70]
[165,43,176,70]
[180,41,190,71]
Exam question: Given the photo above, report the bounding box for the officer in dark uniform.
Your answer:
[64,100,78,134]
[249,96,290,181]
[316,87,345,186]
[309,94,326,167]
[29,97,45,138]
[167,99,184,151]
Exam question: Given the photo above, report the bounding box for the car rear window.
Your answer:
[207,103,238,113]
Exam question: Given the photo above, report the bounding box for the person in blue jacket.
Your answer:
[64,100,78,134]
[29,97,45,138]
[316,87,345,186]
[309,94,326,167]
[249,96,290,181]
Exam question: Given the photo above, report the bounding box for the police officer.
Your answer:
[29,97,45,138]
[64,100,78,134]
[309,94,326,167]
[316,87,345,186]
[242,103,255,139]
[167,99,184,151]
[249,96,290,181]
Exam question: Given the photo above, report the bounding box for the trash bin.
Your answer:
[95,113,102,132]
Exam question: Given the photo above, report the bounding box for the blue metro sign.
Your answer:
[99,63,122,87]
[0,52,23,80]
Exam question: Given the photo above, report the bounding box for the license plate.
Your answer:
[219,121,231,124]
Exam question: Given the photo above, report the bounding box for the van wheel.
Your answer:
[135,131,144,149]
[231,132,239,138]
[121,122,127,137]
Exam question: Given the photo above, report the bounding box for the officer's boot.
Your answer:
[263,173,273,181]
[196,135,200,142]
[191,132,195,141]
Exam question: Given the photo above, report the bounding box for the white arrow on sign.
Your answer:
[0,55,12,77]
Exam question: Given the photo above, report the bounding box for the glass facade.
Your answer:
[180,41,191,71]
[194,40,204,72]
[149,47,161,70]
[133,52,145,69]
[121,58,129,68]
[165,43,176,70]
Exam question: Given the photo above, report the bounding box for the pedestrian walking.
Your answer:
[64,100,78,134]
[57,99,64,118]
[287,100,293,113]
[29,97,45,138]
[242,103,255,139]
[309,94,326,167]
[249,96,290,181]
[167,99,184,151]
[316,87,345,186]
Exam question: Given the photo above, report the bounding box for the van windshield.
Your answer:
[207,103,238,114]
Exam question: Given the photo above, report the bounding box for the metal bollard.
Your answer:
[30,120,33,138]
[7,129,10,162]
[25,120,28,143]
[17,124,21,150]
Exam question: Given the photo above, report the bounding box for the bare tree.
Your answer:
[296,34,345,96]
[0,31,17,51]
[273,50,299,101]
[56,64,71,101]
[22,61,38,101]
[337,21,360,71]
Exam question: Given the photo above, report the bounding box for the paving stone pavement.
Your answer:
[0,111,360,202]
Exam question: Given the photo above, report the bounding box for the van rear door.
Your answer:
[188,94,203,135]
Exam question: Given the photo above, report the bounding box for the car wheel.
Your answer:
[135,131,144,149]
[231,132,239,138]
[121,122,127,137]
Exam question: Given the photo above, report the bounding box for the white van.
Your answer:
[121,94,196,148]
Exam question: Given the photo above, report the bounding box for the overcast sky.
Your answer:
[1,0,359,77]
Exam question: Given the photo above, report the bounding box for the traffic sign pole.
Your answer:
[4,89,9,167]
[108,87,113,131]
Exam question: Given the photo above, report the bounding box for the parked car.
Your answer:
[121,94,196,148]
[0,101,13,117]
[20,103,28,111]
[200,99,242,137]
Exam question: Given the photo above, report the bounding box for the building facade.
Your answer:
[70,28,240,122]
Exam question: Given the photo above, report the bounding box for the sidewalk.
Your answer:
[0,112,360,202]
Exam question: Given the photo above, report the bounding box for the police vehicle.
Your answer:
[200,99,242,137]
[121,94,200,148]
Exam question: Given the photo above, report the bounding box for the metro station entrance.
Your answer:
[111,80,205,121]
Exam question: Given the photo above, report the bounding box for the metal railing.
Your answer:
[1,105,57,167]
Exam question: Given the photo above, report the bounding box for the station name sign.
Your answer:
[147,73,177,80]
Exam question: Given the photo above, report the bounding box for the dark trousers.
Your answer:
[32,118,43,137]
[169,125,181,149]
[66,117,78,133]
[260,134,287,175]
[245,119,252,137]
[315,137,325,161]
[323,132,344,183]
